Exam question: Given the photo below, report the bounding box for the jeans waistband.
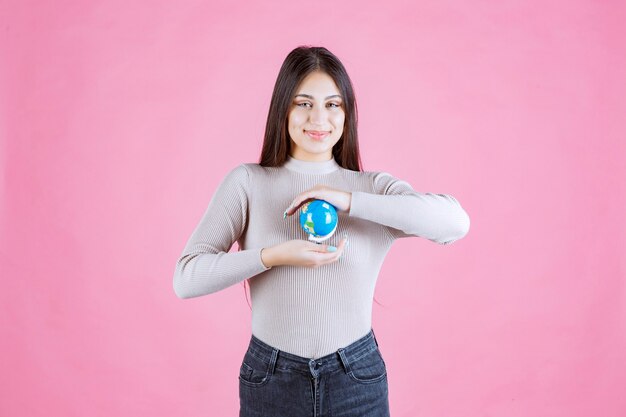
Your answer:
[246,328,380,377]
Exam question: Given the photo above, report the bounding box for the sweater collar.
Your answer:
[283,155,340,174]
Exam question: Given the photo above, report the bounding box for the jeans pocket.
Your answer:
[348,347,387,384]
[238,350,272,388]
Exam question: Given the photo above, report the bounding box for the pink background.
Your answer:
[2,1,625,416]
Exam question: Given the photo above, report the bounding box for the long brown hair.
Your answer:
[258,45,363,172]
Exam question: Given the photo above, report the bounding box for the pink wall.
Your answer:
[2,1,625,416]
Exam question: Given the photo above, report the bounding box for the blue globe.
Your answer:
[299,199,338,242]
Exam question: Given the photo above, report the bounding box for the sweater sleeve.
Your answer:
[173,164,271,299]
[348,171,470,244]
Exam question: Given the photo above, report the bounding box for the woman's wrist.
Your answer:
[261,246,278,268]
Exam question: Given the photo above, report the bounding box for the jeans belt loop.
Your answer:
[269,348,279,375]
[337,348,352,374]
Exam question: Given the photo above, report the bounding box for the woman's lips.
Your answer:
[305,130,330,140]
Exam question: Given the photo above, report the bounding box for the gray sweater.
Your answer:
[173,156,470,359]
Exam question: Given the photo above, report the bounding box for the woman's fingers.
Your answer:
[309,236,349,265]
[284,197,315,217]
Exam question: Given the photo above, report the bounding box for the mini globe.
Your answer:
[299,199,338,243]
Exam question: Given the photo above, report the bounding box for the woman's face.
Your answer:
[287,71,345,162]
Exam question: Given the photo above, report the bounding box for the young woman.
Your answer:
[173,46,470,417]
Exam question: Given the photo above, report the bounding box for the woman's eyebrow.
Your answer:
[294,94,343,100]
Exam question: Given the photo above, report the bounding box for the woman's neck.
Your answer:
[283,155,340,174]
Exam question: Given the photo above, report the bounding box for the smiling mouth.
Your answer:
[305,130,330,140]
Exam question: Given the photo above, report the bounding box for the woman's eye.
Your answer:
[295,102,341,108]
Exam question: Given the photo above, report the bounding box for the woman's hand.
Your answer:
[261,237,349,268]
[283,185,352,218]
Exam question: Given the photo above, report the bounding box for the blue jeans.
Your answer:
[239,328,390,417]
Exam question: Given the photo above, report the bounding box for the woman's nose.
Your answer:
[309,106,327,125]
